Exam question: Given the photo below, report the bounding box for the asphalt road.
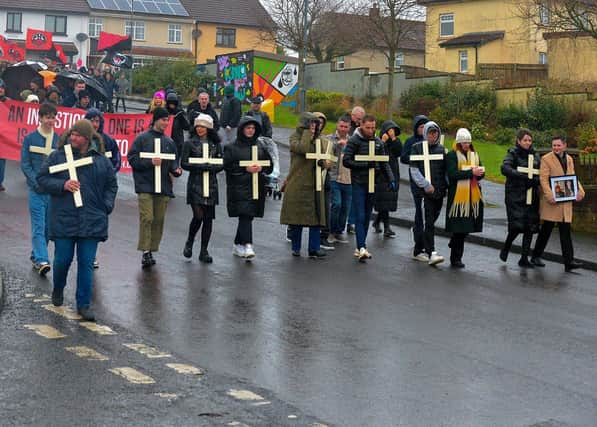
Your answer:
[0,132,596,426]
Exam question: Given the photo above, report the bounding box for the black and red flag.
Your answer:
[97,31,132,52]
[101,51,133,69]
[26,28,53,51]
[51,43,67,64]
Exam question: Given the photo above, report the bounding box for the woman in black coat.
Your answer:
[37,119,118,321]
[372,120,402,237]
[500,128,541,268]
[180,114,224,263]
[223,116,273,260]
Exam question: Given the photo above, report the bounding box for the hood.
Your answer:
[237,115,262,143]
[412,115,429,135]
[380,120,401,138]
[423,121,442,142]
[84,108,105,134]
[297,112,318,130]
[312,111,327,129]
[58,130,105,154]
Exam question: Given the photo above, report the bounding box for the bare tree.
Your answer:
[308,12,361,62]
[260,0,345,112]
[521,0,597,37]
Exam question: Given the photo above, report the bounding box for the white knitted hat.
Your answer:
[194,113,214,129]
[455,128,472,143]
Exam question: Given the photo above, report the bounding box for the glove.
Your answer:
[390,181,397,191]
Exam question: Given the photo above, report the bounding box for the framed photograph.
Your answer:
[550,175,578,203]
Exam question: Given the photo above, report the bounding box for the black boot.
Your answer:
[372,215,382,233]
[450,238,465,268]
[500,246,509,262]
[519,233,534,268]
[183,240,193,258]
[149,251,156,265]
[142,252,152,269]
[383,220,395,238]
[199,250,213,263]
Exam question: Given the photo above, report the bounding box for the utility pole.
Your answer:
[299,0,308,113]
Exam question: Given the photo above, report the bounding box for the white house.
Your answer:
[1,0,90,66]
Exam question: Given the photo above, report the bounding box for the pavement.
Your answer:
[271,126,597,271]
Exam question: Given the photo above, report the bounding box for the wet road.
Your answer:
[1,143,596,426]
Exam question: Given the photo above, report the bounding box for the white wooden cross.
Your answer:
[409,140,444,182]
[29,137,54,155]
[517,154,540,205]
[354,140,389,193]
[188,143,223,197]
[48,144,93,208]
[139,138,176,194]
[239,145,271,200]
[305,138,337,191]
[461,151,485,173]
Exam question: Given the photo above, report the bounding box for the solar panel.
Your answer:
[85,0,188,16]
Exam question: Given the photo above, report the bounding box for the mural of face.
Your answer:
[272,64,299,96]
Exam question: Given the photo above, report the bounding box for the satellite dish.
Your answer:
[76,33,89,42]
[192,29,202,39]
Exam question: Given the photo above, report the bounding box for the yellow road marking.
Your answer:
[252,401,271,406]
[33,294,51,303]
[288,415,298,419]
[65,346,109,361]
[312,423,329,427]
[165,363,204,375]
[42,304,82,320]
[109,367,155,384]
[79,322,117,335]
[154,393,178,400]
[25,293,35,298]
[24,324,66,339]
[227,389,266,401]
[124,343,171,358]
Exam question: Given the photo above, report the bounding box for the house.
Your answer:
[0,0,90,65]
[179,0,276,64]
[417,0,548,74]
[85,0,195,68]
[310,12,426,73]
[543,31,597,84]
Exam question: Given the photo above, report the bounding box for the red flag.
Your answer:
[0,37,8,61]
[97,31,132,52]
[7,43,25,62]
[53,43,67,64]
[26,28,53,50]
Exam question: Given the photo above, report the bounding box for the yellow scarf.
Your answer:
[448,150,482,219]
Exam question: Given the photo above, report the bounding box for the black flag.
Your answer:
[101,51,133,69]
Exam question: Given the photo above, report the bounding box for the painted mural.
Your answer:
[215,51,298,106]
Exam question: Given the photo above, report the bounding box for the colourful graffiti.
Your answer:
[216,51,253,105]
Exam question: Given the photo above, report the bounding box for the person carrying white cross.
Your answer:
[409,121,448,266]
[20,103,60,276]
[128,107,182,269]
[36,119,118,322]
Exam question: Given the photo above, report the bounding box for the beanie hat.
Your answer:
[152,107,169,122]
[46,85,60,96]
[153,90,165,100]
[25,94,40,103]
[455,128,472,143]
[20,89,32,101]
[79,89,91,99]
[248,93,264,104]
[194,113,214,129]
[223,85,234,96]
[71,119,95,141]
[166,92,178,102]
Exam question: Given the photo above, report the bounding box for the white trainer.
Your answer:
[428,251,445,266]
[413,252,430,262]
[245,244,256,259]
[233,244,246,257]
[326,235,336,244]
[334,233,349,243]
[358,247,369,262]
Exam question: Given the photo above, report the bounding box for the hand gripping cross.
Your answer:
[139,138,176,194]
[354,140,389,193]
[188,143,223,197]
[48,144,94,208]
[239,145,271,200]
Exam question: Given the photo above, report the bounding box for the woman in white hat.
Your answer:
[180,113,224,263]
[445,128,485,268]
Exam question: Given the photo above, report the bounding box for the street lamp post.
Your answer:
[299,0,308,113]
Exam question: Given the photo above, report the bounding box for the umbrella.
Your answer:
[55,70,109,102]
[1,61,48,100]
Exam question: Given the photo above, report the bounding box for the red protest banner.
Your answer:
[0,100,167,173]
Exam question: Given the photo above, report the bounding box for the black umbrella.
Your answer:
[55,70,109,102]
[1,61,48,100]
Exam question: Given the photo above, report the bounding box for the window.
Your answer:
[88,17,103,38]
[459,50,468,73]
[216,28,236,47]
[125,20,145,41]
[132,58,150,68]
[539,52,548,64]
[394,53,405,68]
[440,13,454,37]
[45,15,67,35]
[168,24,182,43]
[6,12,22,33]
[539,4,550,25]
[336,56,345,70]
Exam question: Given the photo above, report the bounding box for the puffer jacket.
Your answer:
[21,129,59,192]
[501,144,541,233]
[400,115,429,165]
[36,135,118,241]
[343,128,394,187]
[223,116,273,218]
[180,130,224,206]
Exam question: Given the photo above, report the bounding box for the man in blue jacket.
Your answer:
[37,119,118,321]
[21,103,60,276]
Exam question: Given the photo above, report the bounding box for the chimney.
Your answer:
[369,2,380,18]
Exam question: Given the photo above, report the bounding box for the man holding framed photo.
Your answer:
[531,136,585,272]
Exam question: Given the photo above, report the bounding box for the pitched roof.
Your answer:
[180,0,274,28]
[2,0,90,13]
[439,31,505,48]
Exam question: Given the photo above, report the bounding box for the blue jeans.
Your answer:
[0,159,5,185]
[351,183,375,249]
[410,182,425,254]
[289,225,321,252]
[330,181,352,234]
[29,190,50,263]
[53,238,99,308]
